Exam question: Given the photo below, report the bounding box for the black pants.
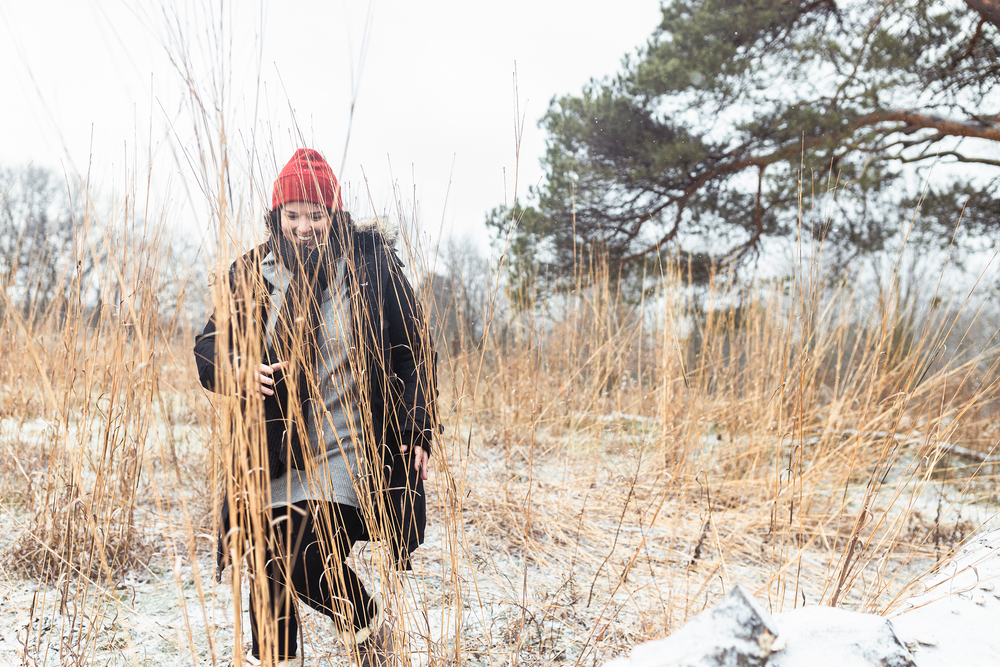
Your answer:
[249,501,374,660]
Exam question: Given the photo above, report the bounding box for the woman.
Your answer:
[194,149,437,665]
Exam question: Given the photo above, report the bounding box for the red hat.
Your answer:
[272,148,342,211]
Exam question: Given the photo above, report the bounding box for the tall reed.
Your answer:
[0,7,996,660]
[1,165,997,665]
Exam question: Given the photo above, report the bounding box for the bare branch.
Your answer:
[617,109,1000,264]
[964,0,1000,30]
[868,110,1000,141]
[898,151,1000,167]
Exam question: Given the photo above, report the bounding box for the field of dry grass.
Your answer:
[5,0,1000,661]
[0,183,997,666]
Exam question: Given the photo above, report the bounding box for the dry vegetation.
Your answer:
[1,11,998,662]
[0,170,998,666]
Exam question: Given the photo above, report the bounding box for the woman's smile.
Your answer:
[280,200,330,250]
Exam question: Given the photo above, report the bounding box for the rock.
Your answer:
[604,585,779,667]
[605,528,1000,667]
[768,605,915,667]
[604,587,917,667]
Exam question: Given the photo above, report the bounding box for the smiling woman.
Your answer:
[193,148,438,666]
[281,201,331,250]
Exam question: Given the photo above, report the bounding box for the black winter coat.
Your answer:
[193,228,438,574]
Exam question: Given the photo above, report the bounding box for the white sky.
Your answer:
[0,0,663,256]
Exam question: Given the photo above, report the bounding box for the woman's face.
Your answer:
[280,201,330,250]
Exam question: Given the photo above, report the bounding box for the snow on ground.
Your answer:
[892,528,1000,665]
[1,413,998,666]
[0,430,637,666]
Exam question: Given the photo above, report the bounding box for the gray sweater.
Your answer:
[259,251,365,509]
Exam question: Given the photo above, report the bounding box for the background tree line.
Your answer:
[0,165,86,319]
[0,163,201,334]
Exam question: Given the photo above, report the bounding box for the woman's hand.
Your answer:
[400,443,429,481]
[255,361,288,397]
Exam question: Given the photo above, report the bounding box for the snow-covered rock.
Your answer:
[605,529,1000,666]
[769,605,914,667]
[603,585,779,667]
[602,587,915,666]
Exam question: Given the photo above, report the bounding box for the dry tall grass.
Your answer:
[1,162,997,665]
[1,10,997,660]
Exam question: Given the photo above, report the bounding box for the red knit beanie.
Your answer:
[271,148,342,211]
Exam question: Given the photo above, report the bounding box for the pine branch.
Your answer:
[965,0,1000,30]
[618,110,1000,265]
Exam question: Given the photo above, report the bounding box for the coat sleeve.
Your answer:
[193,250,263,394]
[194,304,248,394]
[376,247,438,455]
[193,312,224,392]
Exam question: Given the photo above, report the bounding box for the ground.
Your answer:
[0,412,994,666]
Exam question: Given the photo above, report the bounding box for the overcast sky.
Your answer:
[0,0,663,256]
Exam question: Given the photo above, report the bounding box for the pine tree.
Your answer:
[492,0,1000,285]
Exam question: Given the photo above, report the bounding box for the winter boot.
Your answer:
[357,622,395,667]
